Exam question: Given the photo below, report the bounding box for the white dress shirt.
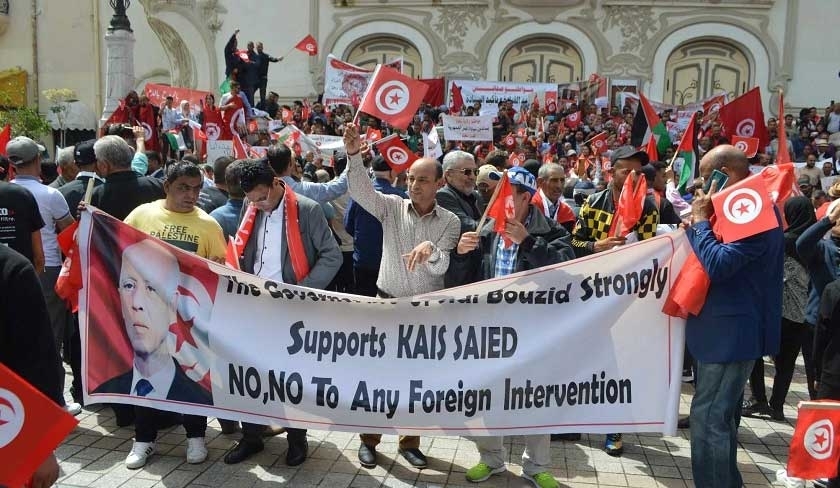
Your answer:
[254,200,285,282]
[131,358,176,400]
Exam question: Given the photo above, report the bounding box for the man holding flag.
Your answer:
[684,145,783,487]
[447,166,574,488]
[570,145,659,456]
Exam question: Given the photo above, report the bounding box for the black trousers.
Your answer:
[240,422,306,446]
[329,252,355,294]
[802,323,818,400]
[68,313,82,403]
[258,78,268,105]
[747,318,808,409]
[135,406,206,442]
[242,85,256,107]
[353,265,379,298]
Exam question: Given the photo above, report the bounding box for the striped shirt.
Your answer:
[347,153,460,297]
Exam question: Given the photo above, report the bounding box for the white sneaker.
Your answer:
[186,437,207,464]
[774,468,805,488]
[125,441,155,469]
[64,402,82,416]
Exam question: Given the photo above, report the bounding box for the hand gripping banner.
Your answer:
[79,209,689,436]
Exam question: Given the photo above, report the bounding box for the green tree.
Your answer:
[0,93,51,140]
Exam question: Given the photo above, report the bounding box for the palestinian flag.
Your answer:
[631,93,671,155]
[674,114,699,194]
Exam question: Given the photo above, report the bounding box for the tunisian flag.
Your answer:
[377,136,418,172]
[295,34,318,55]
[731,135,759,158]
[357,65,429,130]
[486,171,515,247]
[55,221,82,312]
[449,83,464,114]
[0,123,10,155]
[0,363,78,487]
[565,111,582,129]
[138,104,159,152]
[718,87,769,150]
[787,401,840,479]
[586,131,608,155]
[711,172,779,243]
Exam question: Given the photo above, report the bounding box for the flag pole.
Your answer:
[475,171,507,231]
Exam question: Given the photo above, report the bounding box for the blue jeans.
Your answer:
[689,359,754,488]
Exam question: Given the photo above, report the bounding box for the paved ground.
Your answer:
[54,360,811,488]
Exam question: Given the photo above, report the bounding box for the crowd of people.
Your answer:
[3,57,840,487]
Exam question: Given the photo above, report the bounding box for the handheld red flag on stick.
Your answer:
[787,401,840,480]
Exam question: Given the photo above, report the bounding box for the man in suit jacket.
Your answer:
[436,150,481,234]
[685,145,784,488]
[224,157,341,466]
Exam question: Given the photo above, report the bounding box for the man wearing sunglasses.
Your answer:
[436,150,481,234]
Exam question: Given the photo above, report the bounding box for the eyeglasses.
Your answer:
[449,168,479,176]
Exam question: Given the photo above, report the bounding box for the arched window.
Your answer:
[346,36,422,78]
[499,37,583,83]
[664,40,751,105]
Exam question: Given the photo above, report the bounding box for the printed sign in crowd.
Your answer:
[79,210,689,436]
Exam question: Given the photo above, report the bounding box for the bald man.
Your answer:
[684,145,783,487]
[345,124,460,469]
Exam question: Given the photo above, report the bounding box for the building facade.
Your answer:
[0,0,836,135]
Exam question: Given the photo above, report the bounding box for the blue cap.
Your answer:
[489,166,537,195]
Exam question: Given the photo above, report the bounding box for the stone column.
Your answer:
[100,28,135,127]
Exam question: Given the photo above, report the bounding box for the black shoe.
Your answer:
[358,443,377,468]
[224,441,264,464]
[741,398,771,418]
[285,438,308,466]
[398,448,427,468]
[550,433,581,441]
[219,419,239,435]
[677,417,690,429]
[769,407,785,422]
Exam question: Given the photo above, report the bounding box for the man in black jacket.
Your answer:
[447,166,573,488]
[436,150,480,234]
[254,42,282,105]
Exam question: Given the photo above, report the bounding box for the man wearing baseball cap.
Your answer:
[570,145,659,457]
[448,166,574,488]
[475,164,500,212]
[7,136,81,415]
[58,139,104,214]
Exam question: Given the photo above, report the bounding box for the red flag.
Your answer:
[357,65,429,130]
[503,133,516,149]
[201,105,229,141]
[516,127,526,138]
[731,135,759,158]
[295,34,318,55]
[55,221,82,312]
[702,94,726,115]
[225,237,241,270]
[0,123,10,155]
[644,133,659,162]
[542,152,554,165]
[236,49,250,63]
[301,98,312,121]
[712,172,779,243]
[281,108,294,123]
[776,91,791,164]
[486,172,515,247]
[507,152,525,167]
[566,111,582,129]
[611,172,648,237]
[587,131,608,155]
[102,99,128,133]
[661,253,711,319]
[531,93,540,111]
[787,401,840,480]
[233,133,248,159]
[449,83,464,114]
[718,87,769,150]
[138,104,159,151]
[545,92,557,114]
[377,136,418,172]
[350,91,361,108]
[365,127,382,142]
[0,363,78,487]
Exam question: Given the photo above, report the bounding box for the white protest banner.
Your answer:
[206,140,233,165]
[448,80,557,109]
[80,209,688,436]
[309,134,345,155]
[442,115,494,141]
[323,54,373,107]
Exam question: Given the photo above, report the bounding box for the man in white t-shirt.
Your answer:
[7,136,80,415]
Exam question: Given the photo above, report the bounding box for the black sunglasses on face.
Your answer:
[449,168,479,176]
